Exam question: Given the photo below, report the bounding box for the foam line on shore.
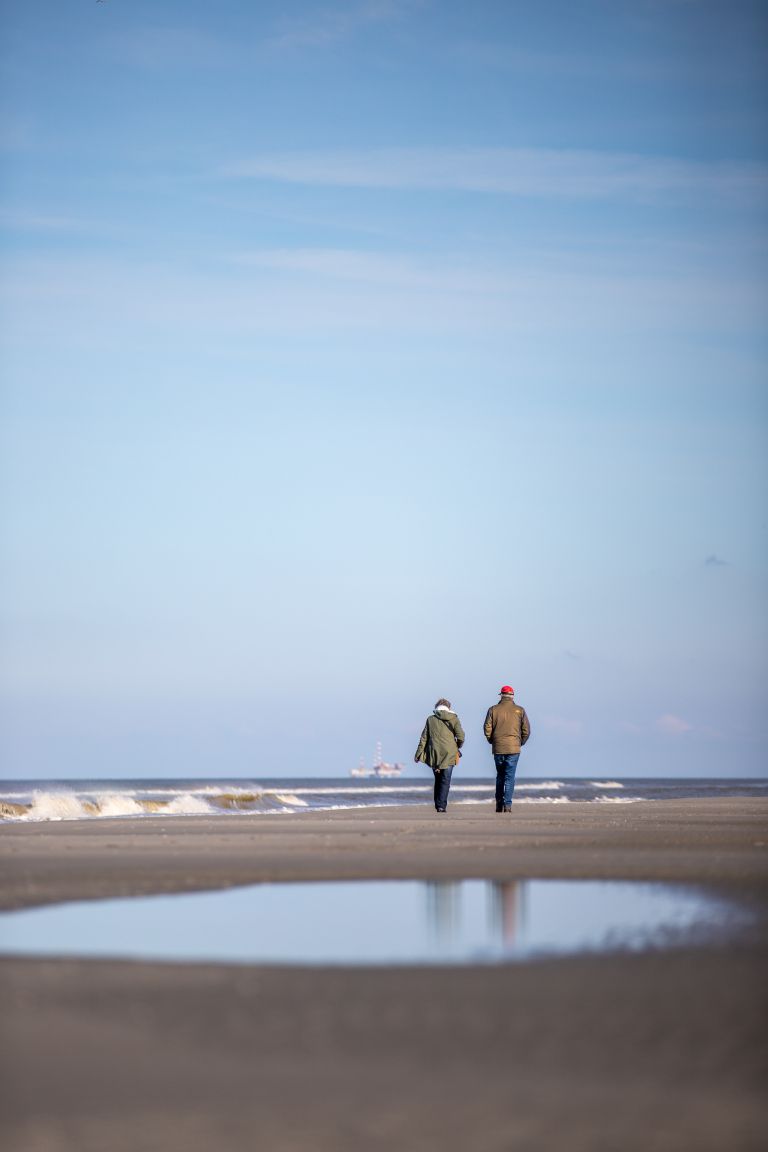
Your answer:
[2,778,766,823]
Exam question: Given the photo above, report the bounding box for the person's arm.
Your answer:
[520,709,531,746]
[414,722,429,762]
[453,716,465,748]
[483,708,494,743]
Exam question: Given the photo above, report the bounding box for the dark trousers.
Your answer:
[494,753,520,808]
[432,766,453,811]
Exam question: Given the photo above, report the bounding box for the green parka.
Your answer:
[415,708,465,769]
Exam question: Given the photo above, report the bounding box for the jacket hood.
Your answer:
[434,705,456,715]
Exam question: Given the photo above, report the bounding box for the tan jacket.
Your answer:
[483,697,531,754]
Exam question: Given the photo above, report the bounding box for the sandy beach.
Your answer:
[1,799,767,1151]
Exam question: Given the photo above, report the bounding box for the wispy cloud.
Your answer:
[656,714,693,736]
[3,244,763,346]
[705,554,729,567]
[223,244,763,336]
[267,1,421,50]
[227,147,768,204]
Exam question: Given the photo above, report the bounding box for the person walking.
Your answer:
[414,698,465,812]
[483,685,531,812]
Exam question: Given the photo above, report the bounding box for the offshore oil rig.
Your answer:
[350,741,404,778]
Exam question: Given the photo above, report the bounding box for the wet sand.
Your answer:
[2,798,767,911]
[1,800,767,1151]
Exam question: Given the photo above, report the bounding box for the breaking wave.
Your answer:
[2,776,761,822]
[29,791,95,821]
[93,794,145,818]
[0,784,365,822]
[164,795,215,816]
[273,792,309,808]
[517,781,563,791]
[0,790,218,822]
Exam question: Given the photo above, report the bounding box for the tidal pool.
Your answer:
[0,880,750,966]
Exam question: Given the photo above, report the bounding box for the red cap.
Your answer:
[500,685,514,695]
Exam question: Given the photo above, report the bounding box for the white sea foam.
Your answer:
[163,794,214,815]
[588,781,624,789]
[515,797,573,804]
[455,795,641,806]
[256,801,380,815]
[516,781,563,791]
[273,792,309,807]
[593,796,642,804]
[197,784,265,797]
[94,793,145,818]
[26,791,89,821]
[457,796,572,806]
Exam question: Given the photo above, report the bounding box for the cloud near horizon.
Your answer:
[656,714,693,736]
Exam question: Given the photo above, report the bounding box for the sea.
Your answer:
[1,776,766,822]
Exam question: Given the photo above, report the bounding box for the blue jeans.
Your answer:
[433,766,453,811]
[494,753,520,808]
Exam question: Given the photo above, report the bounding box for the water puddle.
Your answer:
[0,880,750,966]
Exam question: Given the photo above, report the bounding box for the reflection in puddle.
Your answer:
[0,880,750,966]
[490,881,524,948]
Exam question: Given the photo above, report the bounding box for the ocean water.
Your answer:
[0,879,753,965]
[1,776,766,822]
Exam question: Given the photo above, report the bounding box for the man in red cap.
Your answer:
[483,686,531,812]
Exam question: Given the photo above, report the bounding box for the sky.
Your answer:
[1,0,766,780]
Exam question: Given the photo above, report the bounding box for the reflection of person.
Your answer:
[414,699,465,812]
[426,881,461,946]
[483,685,531,813]
[492,881,522,946]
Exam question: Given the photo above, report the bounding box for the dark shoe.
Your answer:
[436,808,447,813]
[503,805,512,813]
[495,804,504,813]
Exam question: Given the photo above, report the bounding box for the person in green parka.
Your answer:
[414,698,465,812]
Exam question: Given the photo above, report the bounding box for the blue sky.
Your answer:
[1,0,766,779]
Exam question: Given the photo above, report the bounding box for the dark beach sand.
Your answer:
[1,799,767,1151]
